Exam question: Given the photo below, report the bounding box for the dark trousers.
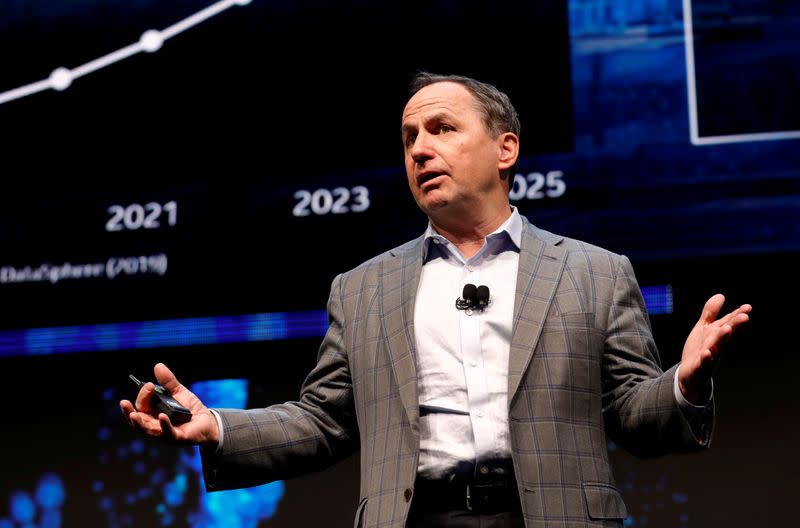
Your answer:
[406,507,524,528]
[407,473,524,528]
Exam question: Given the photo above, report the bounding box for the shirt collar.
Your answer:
[422,206,523,262]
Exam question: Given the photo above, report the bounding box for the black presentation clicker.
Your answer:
[129,374,192,424]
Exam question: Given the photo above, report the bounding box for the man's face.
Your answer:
[401,82,511,217]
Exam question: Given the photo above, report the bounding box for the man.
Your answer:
[121,72,751,527]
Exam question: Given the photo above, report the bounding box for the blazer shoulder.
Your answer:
[337,235,423,283]
[524,220,627,272]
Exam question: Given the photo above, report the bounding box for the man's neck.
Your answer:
[429,205,513,260]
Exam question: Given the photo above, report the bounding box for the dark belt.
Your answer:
[412,474,521,515]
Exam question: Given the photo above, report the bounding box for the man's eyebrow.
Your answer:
[401,112,453,135]
[426,112,452,124]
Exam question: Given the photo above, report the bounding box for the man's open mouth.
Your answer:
[418,172,443,185]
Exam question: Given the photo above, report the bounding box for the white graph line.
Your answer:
[0,0,252,106]
[682,0,800,145]
[682,0,701,145]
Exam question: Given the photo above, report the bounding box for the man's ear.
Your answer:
[497,132,519,171]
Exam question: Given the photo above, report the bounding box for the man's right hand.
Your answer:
[120,362,220,447]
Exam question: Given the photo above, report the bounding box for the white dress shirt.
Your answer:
[414,208,523,480]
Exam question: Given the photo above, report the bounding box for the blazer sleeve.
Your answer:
[601,255,713,457]
[201,273,359,491]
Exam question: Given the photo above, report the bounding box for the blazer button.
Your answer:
[404,488,413,502]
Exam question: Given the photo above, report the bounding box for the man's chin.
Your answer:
[415,194,451,215]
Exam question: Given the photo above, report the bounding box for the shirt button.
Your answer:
[479,466,489,475]
[404,488,413,502]
[476,411,484,418]
[466,265,474,272]
[470,360,478,367]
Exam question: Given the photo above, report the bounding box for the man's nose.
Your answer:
[410,132,434,164]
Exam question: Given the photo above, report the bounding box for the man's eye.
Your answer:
[439,125,453,134]
[405,135,416,147]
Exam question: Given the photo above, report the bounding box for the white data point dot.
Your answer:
[49,68,73,91]
[140,30,163,52]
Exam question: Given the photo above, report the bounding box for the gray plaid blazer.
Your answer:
[201,217,711,527]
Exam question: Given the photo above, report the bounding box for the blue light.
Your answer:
[191,379,248,409]
[99,496,113,511]
[672,492,689,504]
[34,474,65,510]
[115,445,129,459]
[0,310,329,357]
[97,426,112,442]
[150,469,166,486]
[641,285,673,315]
[186,379,285,527]
[133,461,147,475]
[0,287,672,357]
[163,474,187,506]
[9,491,35,523]
[130,439,145,455]
[40,510,62,528]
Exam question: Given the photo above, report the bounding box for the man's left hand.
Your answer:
[679,293,752,404]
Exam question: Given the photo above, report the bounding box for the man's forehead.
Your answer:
[402,82,474,123]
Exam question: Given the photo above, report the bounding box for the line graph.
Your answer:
[0,0,252,106]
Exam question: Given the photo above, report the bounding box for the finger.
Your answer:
[727,311,750,331]
[731,304,753,322]
[715,303,753,327]
[154,363,183,395]
[159,413,179,441]
[698,294,725,325]
[134,382,156,413]
[120,399,135,419]
[703,323,734,357]
[120,400,136,427]
[129,410,164,437]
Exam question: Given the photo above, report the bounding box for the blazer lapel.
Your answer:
[507,222,567,402]
[381,236,424,430]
